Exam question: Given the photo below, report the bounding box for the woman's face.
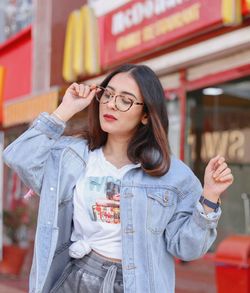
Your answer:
[99,73,147,139]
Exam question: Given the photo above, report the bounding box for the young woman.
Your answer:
[3,64,233,293]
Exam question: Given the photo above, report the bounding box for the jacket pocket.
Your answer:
[146,188,175,234]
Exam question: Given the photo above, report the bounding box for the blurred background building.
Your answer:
[0,0,250,283]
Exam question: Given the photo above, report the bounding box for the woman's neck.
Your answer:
[102,136,132,168]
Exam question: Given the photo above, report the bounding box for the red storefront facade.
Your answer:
[0,27,32,104]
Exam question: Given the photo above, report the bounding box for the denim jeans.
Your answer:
[50,251,123,293]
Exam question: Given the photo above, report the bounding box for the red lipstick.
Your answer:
[103,114,117,121]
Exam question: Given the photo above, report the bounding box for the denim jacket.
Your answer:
[3,112,221,293]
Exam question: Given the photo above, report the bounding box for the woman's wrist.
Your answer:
[200,190,221,213]
[202,189,220,203]
[52,111,65,122]
[52,105,75,122]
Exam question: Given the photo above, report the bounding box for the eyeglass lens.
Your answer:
[96,88,133,112]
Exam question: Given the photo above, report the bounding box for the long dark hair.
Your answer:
[85,64,171,177]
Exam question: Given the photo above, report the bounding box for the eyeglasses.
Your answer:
[95,86,144,112]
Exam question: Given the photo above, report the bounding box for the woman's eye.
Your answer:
[121,97,132,105]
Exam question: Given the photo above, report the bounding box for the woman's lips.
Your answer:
[103,114,117,121]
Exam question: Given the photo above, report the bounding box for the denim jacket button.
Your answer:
[50,187,54,191]
[163,193,168,203]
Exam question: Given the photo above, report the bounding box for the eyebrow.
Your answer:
[106,85,137,100]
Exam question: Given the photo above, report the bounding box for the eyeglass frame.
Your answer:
[95,85,144,112]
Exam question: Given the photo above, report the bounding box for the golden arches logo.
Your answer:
[222,0,242,25]
[247,0,250,9]
[63,5,100,82]
[0,66,5,123]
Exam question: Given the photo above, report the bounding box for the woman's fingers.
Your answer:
[216,173,234,183]
[206,155,220,172]
[209,155,234,183]
[206,155,233,181]
[90,84,97,90]
[214,167,232,181]
[213,162,228,178]
[214,156,225,170]
[68,82,80,95]
[68,83,98,98]
[86,86,98,101]
[78,84,91,97]
[78,84,85,97]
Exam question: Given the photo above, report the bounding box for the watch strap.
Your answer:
[199,195,220,212]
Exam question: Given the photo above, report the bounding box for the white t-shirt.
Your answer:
[70,147,139,260]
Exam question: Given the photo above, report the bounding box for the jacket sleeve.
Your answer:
[3,112,67,195]
[164,175,221,261]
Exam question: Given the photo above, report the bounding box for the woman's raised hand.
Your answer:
[53,83,101,122]
[202,155,233,212]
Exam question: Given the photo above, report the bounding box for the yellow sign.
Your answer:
[4,91,59,127]
[247,0,250,9]
[222,0,242,25]
[0,66,5,123]
[63,5,100,82]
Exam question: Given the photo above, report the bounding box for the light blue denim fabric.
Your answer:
[3,112,221,293]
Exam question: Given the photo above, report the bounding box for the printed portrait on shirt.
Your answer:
[86,176,121,224]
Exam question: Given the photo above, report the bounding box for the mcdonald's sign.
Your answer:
[63,5,100,82]
[99,0,242,67]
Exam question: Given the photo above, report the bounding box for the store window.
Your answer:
[0,0,33,43]
[187,77,250,248]
[167,97,180,158]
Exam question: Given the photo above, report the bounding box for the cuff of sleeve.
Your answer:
[193,202,221,230]
[32,112,66,139]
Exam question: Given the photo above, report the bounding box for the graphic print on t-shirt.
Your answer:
[87,176,121,224]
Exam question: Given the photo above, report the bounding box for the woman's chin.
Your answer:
[100,125,131,138]
[100,124,117,134]
[100,121,118,133]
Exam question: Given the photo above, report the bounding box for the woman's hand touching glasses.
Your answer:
[52,83,101,122]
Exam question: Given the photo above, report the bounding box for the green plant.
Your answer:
[3,198,36,245]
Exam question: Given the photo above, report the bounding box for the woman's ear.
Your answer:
[141,113,148,125]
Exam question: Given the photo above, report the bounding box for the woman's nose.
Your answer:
[106,95,117,110]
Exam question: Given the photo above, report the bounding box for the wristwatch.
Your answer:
[199,195,221,212]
